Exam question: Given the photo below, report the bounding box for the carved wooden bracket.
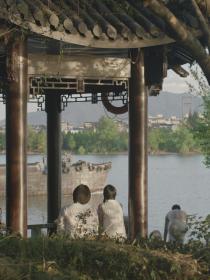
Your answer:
[101,93,128,114]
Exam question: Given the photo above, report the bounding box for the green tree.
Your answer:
[173,125,195,154]
[192,96,210,166]
[96,117,119,153]
[27,126,46,153]
[63,132,76,151]
[36,130,46,153]
[188,66,210,166]
[64,117,129,154]
[148,128,161,153]
[0,132,5,151]
[78,146,86,155]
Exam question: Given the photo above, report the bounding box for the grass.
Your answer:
[0,235,209,280]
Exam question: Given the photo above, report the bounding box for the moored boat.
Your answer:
[0,158,112,196]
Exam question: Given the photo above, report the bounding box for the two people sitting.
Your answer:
[57,184,187,243]
[57,184,126,239]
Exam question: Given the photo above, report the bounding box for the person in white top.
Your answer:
[56,184,98,238]
[164,204,188,243]
[98,184,127,239]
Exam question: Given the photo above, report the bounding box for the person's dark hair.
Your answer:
[73,184,91,204]
[103,184,116,202]
[172,204,181,210]
[149,230,162,241]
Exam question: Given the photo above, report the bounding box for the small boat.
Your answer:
[0,156,112,196]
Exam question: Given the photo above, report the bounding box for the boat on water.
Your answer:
[0,156,112,196]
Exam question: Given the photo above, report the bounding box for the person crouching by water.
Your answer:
[56,184,98,239]
[164,204,188,244]
[98,184,127,240]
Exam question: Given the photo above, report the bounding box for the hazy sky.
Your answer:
[0,70,191,121]
[163,69,191,93]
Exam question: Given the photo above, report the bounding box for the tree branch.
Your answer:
[191,0,210,53]
[143,0,210,85]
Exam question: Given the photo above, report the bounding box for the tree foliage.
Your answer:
[188,66,210,167]
[62,117,128,154]
[148,118,200,154]
[27,126,46,153]
[0,117,202,155]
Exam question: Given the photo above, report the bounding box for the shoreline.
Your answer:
[71,151,202,157]
[0,150,203,157]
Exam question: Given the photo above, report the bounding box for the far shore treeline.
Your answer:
[0,114,203,155]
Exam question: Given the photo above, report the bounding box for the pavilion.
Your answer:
[0,0,206,239]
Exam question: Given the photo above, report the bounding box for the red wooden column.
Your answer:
[129,48,148,240]
[6,35,28,237]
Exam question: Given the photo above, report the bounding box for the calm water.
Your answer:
[0,154,210,235]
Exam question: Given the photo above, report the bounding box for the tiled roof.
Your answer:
[0,0,204,48]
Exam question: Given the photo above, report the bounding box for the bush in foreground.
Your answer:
[0,236,208,280]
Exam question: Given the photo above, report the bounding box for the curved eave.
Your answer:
[8,14,175,49]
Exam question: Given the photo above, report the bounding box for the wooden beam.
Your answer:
[191,0,210,52]
[28,54,131,78]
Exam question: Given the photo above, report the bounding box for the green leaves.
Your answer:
[27,125,46,153]
[62,117,128,154]
[148,123,198,154]
[0,237,205,280]
[188,64,210,167]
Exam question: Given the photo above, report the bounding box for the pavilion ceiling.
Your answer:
[0,0,206,49]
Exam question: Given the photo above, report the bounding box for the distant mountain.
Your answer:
[16,92,204,126]
[148,92,202,118]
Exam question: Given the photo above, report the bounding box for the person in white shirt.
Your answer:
[56,184,98,238]
[98,184,126,239]
[164,204,188,243]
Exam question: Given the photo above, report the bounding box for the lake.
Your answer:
[0,154,210,235]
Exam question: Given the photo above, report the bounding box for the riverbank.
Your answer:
[65,150,202,156]
[148,150,201,156]
[0,149,203,157]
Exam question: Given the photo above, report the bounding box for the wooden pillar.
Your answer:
[129,48,148,240]
[46,94,61,234]
[6,35,28,237]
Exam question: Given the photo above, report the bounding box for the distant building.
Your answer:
[31,125,46,132]
[148,115,181,129]
[69,127,84,134]
[61,121,73,134]
[113,120,129,132]
[83,122,97,132]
